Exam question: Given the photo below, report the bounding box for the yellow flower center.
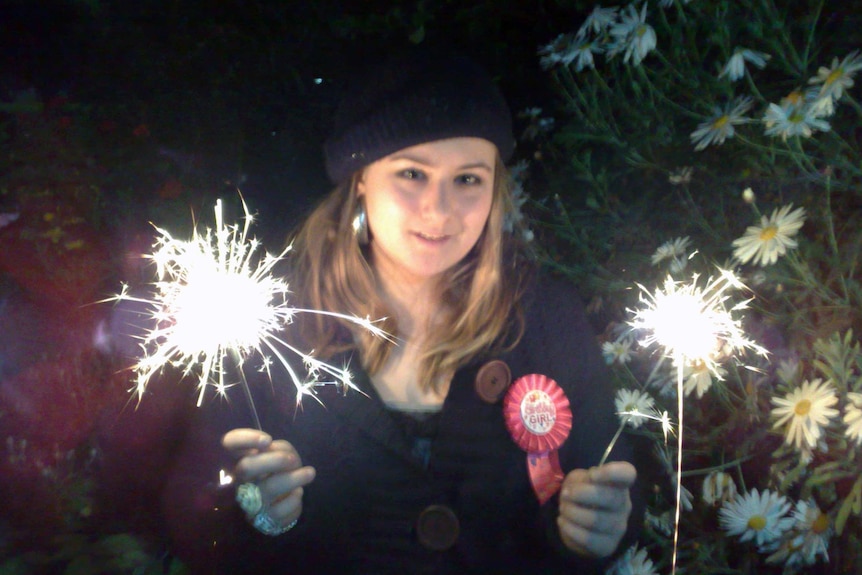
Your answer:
[759,225,778,241]
[636,24,647,38]
[789,112,805,124]
[812,512,830,534]
[784,91,804,106]
[713,115,730,129]
[795,399,812,416]
[692,360,709,374]
[825,67,844,87]
[747,515,767,531]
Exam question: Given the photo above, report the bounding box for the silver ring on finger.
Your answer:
[236,482,264,516]
[253,509,298,536]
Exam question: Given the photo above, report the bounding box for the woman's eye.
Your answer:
[398,169,425,180]
[456,174,482,186]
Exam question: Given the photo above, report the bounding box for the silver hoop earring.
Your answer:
[352,199,369,246]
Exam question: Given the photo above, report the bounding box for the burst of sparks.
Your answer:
[626,268,768,575]
[112,198,389,425]
[629,268,767,373]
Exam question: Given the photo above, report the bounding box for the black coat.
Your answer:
[162,272,646,574]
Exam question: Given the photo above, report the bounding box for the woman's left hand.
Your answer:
[557,461,636,558]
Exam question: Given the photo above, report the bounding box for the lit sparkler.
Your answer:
[625,267,768,574]
[111,198,389,428]
[598,408,674,468]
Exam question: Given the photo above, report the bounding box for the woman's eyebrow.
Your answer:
[388,154,493,172]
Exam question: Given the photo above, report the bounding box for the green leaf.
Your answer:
[835,476,862,536]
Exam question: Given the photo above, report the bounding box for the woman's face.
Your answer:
[357,137,497,286]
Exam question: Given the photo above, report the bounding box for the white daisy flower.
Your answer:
[767,498,831,567]
[645,361,677,398]
[538,34,575,70]
[569,37,603,72]
[653,445,693,511]
[844,391,862,446]
[792,499,831,564]
[719,47,771,82]
[614,388,655,429]
[808,50,862,103]
[603,339,634,365]
[505,161,535,242]
[605,543,658,575]
[690,96,753,151]
[806,86,836,117]
[763,99,831,141]
[765,537,808,570]
[683,359,727,398]
[719,488,794,549]
[668,166,693,186]
[577,5,619,38]
[702,470,738,506]
[651,236,691,266]
[645,509,673,536]
[674,476,694,512]
[771,378,839,450]
[731,204,806,266]
[775,358,801,386]
[609,3,657,66]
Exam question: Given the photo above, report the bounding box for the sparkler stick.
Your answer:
[110,197,390,428]
[625,268,767,575]
[597,408,673,468]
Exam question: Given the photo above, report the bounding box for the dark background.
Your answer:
[1,0,579,243]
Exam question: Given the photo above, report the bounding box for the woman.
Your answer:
[163,48,644,574]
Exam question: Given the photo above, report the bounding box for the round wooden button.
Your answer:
[474,360,511,403]
[416,505,460,551]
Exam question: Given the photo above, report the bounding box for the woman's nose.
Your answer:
[420,180,450,216]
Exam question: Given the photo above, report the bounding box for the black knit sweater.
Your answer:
[162,272,646,574]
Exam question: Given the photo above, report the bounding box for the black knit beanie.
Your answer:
[323,48,515,184]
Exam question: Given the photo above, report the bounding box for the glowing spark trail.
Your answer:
[112,198,389,428]
[626,268,768,575]
[598,408,673,468]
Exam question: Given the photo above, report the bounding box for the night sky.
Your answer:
[2,0,573,241]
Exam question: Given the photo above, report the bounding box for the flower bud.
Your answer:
[702,470,738,506]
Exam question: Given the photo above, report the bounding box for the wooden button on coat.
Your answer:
[474,360,511,403]
[416,505,460,551]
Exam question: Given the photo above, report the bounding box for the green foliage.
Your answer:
[526,0,862,572]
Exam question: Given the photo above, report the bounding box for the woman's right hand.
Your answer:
[223,428,316,531]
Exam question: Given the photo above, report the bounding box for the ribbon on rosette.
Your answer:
[503,373,572,505]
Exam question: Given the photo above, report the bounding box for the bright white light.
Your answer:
[111,198,389,422]
[629,269,766,372]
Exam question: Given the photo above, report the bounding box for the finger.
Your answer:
[559,498,631,536]
[564,468,592,486]
[589,461,637,487]
[235,448,306,481]
[261,466,317,498]
[561,481,631,512]
[557,515,620,559]
[270,439,300,460]
[223,429,272,453]
[260,466,316,506]
[267,486,305,526]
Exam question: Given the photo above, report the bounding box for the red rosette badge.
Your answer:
[503,374,572,504]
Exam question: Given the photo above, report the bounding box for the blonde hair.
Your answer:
[288,155,531,392]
